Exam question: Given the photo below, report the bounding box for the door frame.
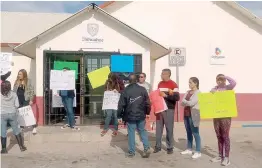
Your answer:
[43,50,142,125]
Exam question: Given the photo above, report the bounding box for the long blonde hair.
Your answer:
[14,69,28,88]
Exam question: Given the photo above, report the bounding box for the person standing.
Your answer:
[101,73,123,137]
[60,67,80,131]
[137,73,151,94]
[1,81,27,154]
[180,77,201,159]
[13,69,37,134]
[210,74,236,166]
[154,69,180,154]
[117,74,151,158]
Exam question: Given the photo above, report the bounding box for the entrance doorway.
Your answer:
[43,50,142,125]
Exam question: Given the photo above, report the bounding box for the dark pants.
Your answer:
[155,109,174,150]
[127,120,150,154]
[184,116,201,152]
[61,96,75,128]
[213,118,231,158]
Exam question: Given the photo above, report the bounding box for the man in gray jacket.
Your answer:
[137,73,151,94]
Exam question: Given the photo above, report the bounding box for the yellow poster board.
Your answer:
[87,66,110,89]
[197,90,238,119]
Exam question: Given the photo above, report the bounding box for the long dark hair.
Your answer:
[1,80,11,96]
[106,73,119,91]
[189,77,199,89]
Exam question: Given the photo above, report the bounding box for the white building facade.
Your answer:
[1,1,262,125]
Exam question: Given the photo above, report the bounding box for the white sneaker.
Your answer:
[32,128,37,134]
[221,157,230,166]
[181,149,193,155]
[192,152,201,159]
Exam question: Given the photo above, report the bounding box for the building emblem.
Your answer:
[87,23,99,37]
[215,47,221,56]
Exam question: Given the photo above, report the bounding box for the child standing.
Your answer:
[210,74,236,166]
[1,81,27,154]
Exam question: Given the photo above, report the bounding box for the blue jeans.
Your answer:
[127,120,150,154]
[61,96,75,128]
[104,109,118,131]
[1,113,21,137]
[184,116,201,152]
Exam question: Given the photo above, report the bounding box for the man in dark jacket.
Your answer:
[117,74,151,158]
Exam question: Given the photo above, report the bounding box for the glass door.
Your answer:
[82,53,110,124]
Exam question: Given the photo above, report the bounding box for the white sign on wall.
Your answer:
[102,91,120,110]
[210,46,226,65]
[18,105,36,127]
[52,90,77,107]
[0,52,12,75]
[169,47,186,66]
[82,17,104,44]
[50,70,75,90]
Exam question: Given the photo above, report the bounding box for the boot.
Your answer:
[1,137,8,154]
[15,134,27,152]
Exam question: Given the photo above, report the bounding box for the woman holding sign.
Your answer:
[181,77,202,159]
[1,81,27,154]
[210,74,236,166]
[13,69,37,134]
[101,73,123,137]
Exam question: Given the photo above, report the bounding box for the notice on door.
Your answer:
[50,70,75,90]
[102,91,120,110]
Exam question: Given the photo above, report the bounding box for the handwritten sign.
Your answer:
[198,90,238,119]
[0,52,12,75]
[50,70,75,90]
[18,106,36,127]
[52,89,77,107]
[102,91,120,110]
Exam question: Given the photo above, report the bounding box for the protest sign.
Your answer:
[54,61,78,79]
[87,66,110,89]
[111,55,134,72]
[52,89,77,107]
[18,105,36,127]
[50,70,75,90]
[102,91,120,110]
[0,52,12,75]
[198,90,238,119]
[149,89,168,114]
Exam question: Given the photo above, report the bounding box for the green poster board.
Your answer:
[54,61,78,79]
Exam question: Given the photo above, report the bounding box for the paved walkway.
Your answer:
[1,122,262,168]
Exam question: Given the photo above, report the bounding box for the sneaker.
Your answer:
[61,124,70,129]
[142,148,151,158]
[181,149,193,155]
[112,131,118,137]
[211,156,222,163]
[192,152,201,159]
[126,151,135,158]
[167,148,173,155]
[153,147,161,153]
[71,126,80,131]
[32,128,37,134]
[221,157,230,166]
[101,130,107,136]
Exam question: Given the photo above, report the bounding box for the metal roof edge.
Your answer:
[225,1,262,27]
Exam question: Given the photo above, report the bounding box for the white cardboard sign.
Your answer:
[18,106,36,127]
[102,91,120,110]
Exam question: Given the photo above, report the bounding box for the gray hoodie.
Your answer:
[1,91,19,115]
